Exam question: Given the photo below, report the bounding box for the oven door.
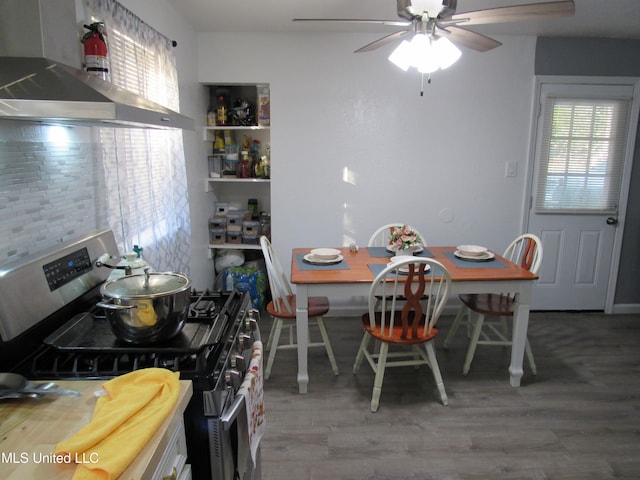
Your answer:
[220,340,264,480]
[220,397,262,480]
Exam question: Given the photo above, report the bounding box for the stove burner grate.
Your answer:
[24,291,240,380]
[44,311,227,354]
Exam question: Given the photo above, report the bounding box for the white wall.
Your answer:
[196,32,537,293]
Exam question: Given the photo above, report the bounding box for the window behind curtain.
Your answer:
[535,96,630,214]
[89,0,191,273]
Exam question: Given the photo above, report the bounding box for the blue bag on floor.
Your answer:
[223,266,267,309]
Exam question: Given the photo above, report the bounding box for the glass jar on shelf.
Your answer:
[216,95,228,126]
[259,212,271,239]
[240,151,251,178]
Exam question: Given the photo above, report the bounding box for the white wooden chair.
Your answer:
[443,234,543,376]
[368,223,428,310]
[260,236,339,380]
[353,257,451,412]
[367,223,426,248]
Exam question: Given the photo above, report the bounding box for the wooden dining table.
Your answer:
[290,246,538,394]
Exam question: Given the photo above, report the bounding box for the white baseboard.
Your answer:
[611,303,640,314]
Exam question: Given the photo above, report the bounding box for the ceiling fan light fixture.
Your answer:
[388,32,460,74]
[433,36,461,69]
[413,35,440,73]
[388,40,413,71]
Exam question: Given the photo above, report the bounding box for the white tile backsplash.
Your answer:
[0,120,109,265]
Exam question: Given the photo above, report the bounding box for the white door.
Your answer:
[527,81,638,311]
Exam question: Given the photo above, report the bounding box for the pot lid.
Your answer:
[101,271,191,298]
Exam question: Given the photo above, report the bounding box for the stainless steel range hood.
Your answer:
[0,57,195,129]
[0,0,194,130]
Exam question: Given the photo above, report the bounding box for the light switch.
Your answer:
[505,162,517,178]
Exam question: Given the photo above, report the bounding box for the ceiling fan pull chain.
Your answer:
[419,73,432,96]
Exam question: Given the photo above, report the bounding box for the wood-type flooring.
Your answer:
[258,311,640,480]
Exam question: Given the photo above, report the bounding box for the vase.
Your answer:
[395,248,413,257]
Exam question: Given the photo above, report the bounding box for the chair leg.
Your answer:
[462,313,485,376]
[370,342,389,412]
[443,304,467,349]
[316,316,339,376]
[425,342,448,406]
[265,317,277,352]
[525,337,537,375]
[264,317,283,380]
[352,333,371,373]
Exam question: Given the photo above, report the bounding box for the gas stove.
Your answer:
[0,230,261,480]
[25,290,245,381]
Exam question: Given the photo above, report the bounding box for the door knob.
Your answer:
[606,217,618,225]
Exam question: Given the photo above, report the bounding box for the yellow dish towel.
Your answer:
[55,368,180,480]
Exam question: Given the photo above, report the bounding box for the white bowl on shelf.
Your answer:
[456,245,488,257]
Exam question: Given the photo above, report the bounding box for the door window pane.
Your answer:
[535,96,630,214]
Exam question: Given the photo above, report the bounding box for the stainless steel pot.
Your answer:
[97,269,191,344]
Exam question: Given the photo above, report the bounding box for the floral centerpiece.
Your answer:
[389,224,423,251]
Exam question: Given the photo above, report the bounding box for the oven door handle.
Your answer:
[221,394,245,431]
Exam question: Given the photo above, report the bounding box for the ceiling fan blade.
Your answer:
[440,26,502,52]
[293,18,410,27]
[450,1,575,26]
[354,30,411,53]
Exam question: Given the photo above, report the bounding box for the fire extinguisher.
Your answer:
[82,22,108,81]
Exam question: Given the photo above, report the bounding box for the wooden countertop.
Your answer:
[0,379,192,479]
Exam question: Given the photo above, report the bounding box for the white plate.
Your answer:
[310,248,341,260]
[386,244,423,253]
[304,253,343,265]
[388,255,411,264]
[456,244,488,257]
[454,250,495,261]
[387,261,431,274]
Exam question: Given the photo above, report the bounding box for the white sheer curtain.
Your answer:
[89,0,191,273]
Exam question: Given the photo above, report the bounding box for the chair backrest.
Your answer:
[367,223,427,247]
[260,236,295,314]
[503,234,543,274]
[368,257,451,341]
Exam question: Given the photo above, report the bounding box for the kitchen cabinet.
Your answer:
[0,379,193,480]
[151,416,191,480]
[203,84,271,255]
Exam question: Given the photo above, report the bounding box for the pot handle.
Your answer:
[95,253,133,276]
[96,301,137,311]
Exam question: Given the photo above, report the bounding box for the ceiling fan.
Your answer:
[293,0,575,54]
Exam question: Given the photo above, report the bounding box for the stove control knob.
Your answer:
[230,353,246,371]
[237,333,252,350]
[244,309,260,331]
[225,369,243,390]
